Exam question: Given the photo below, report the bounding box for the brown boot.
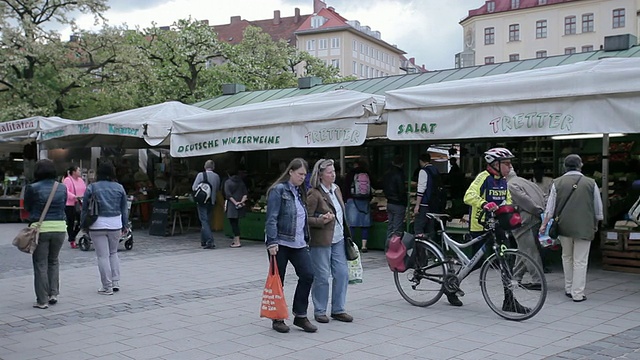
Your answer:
[272,320,290,333]
[293,317,317,333]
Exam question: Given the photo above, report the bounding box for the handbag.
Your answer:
[13,182,59,254]
[259,255,289,320]
[82,185,99,229]
[71,180,82,214]
[548,177,582,239]
[345,237,359,261]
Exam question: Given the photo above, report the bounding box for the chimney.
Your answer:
[230,16,241,24]
[313,0,326,13]
[410,57,415,65]
[294,8,301,23]
[273,10,281,25]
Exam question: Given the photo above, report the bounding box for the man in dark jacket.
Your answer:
[383,155,407,241]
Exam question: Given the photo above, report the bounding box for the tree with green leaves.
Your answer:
[136,18,228,103]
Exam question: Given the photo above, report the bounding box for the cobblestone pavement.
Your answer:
[1,223,639,359]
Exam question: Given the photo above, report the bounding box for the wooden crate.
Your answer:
[600,230,626,251]
[602,250,640,274]
[624,232,640,251]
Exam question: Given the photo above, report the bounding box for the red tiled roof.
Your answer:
[463,0,578,22]
[297,7,349,32]
[212,14,310,45]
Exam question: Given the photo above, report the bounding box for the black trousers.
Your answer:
[64,205,80,242]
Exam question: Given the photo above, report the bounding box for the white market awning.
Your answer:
[38,101,211,149]
[384,57,640,141]
[0,116,75,153]
[170,90,384,158]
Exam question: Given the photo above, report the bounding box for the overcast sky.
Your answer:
[71,0,485,71]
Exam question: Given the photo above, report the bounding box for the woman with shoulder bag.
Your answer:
[24,159,68,309]
[62,165,86,249]
[81,162,128,295]
[306,159,353,324]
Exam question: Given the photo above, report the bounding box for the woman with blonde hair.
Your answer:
[265,158,316,333]
[306,159,353,324]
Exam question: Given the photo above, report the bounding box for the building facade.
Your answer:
[211,0,407,78]
[456,0,640,67]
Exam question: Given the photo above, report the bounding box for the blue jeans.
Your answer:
[197,203,214,246]
[309,240,349,316]
[272,245,314,318]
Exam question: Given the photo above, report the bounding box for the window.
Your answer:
[306,39,315,51]
[368,67,373,78]
[613,8,625,28]
[364,45,369,56]
[582,13,594,32]
[564,16,576,35]
[536,50,547,58]
[311,16,326,28]
[564,47,576,55]
[360,64,365,77]
[484,56,495,64]
[318,39,327,50]
[582,45,594,52]
[331,59,340,69]
[352,61,357,74]
[536,20,547,39]
[509,24,520,41]
[331,37,340,48]
[369,47,373,57]
[360,43,364,54]
[509,54,519,62]
[511,0,519,9]
[538,0,547,4]
[352,40,357,52]
[484,27,495,45]
[365,65,369,78]
[487,1,495,12]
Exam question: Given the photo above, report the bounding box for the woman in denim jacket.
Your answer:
[81,162,128,295]
[265,158,316,334]
[24,159,68,309]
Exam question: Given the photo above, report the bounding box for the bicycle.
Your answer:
[394,211,547,321]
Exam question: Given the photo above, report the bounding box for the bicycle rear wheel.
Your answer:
[394,240,446,307]
[479,249,547,321]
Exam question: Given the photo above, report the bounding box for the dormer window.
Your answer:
[512,0,520,9]
[487,1,495,13]
[311,15,326,28]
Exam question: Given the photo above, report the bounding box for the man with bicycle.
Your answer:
[464,148,514,260]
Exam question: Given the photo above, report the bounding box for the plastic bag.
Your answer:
[260,255,289,320]
[348,250,363,284]
[539,214,559,248]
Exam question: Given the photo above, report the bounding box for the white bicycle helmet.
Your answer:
[484,147,515,164]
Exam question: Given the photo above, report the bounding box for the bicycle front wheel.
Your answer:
[394,240,446,307]
[479,249,547,321]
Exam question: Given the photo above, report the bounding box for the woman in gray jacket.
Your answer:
[81,162,128,295]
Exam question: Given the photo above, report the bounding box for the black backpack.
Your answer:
[192,172,212,205]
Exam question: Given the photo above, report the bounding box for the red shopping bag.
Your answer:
[259,255,289,320]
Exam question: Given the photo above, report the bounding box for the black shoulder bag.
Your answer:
[548,176,582,239]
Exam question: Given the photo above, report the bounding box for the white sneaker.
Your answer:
[98,287,113,295]
[112,281,120,292]
[48,295,58,304]
[33,302,48,309]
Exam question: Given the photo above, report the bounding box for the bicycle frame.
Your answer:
[428,213,499,282]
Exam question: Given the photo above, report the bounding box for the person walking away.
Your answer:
[413,153,444,240]
[383,155,407,242]
[540,154,603,302]
[531,160,553,201]
[224,169,248,248]
[24,159,67,308]
[192,160,221,249]
[62,165,86,249]
[265,158,317,333]
[506,167,545,289]
[344,160,372,252]
[306,159,353,324]
[81,162,129,295]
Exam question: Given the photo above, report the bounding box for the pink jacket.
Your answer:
[62,176,86,206]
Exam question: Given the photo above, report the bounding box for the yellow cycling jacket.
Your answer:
[464,170,512,232]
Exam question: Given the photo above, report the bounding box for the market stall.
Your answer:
[384,57,640,269]
[0,116,76,222]
[170,89,385,240]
